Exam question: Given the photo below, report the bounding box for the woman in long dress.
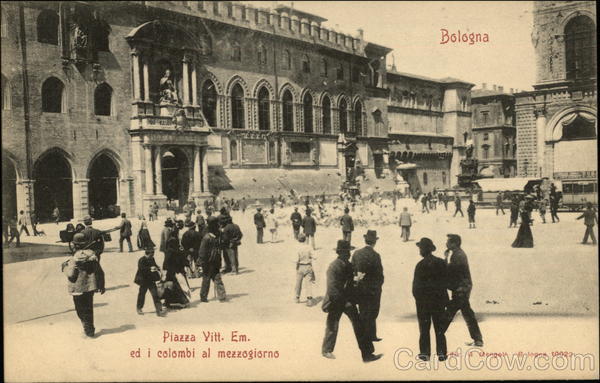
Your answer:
[512,203,534,248]
[137,217,155,250]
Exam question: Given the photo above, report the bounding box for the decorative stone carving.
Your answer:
[159,69,180,104]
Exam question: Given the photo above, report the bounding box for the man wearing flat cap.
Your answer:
[442,234,483,347]
[81,215,105,261]
[351,230,384,343]
[413,237,449,361]
[322,240,381,363]
[159,217,174,254]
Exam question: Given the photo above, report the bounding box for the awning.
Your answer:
[473,177,540,192]
[215,168,345,199]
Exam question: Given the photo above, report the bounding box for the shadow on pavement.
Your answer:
[395,310,597,322]
[3,243,71,264]
[14,303,109,324]
[105,284,130,292]
[95,324,136,338]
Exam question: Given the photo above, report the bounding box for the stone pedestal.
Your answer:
[159,103,178,117]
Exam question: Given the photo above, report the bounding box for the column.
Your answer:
[534,106,546,177]
[143,54,151,103]
[16,180,35,219]
[131,49,141,101]
[154,145,163,195]
[182,55,190,106]
[72,179,89,222]
[119,178,132,217]
[191,62,198,106]
[193,146,202,192]
[144,145,153,195]
[201,147,209,193]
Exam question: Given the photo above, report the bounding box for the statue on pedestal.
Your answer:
[159,69,179,104]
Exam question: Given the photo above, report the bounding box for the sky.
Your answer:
[248,1,536,91]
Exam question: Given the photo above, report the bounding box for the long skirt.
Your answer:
[163,272,191,307]
[137,229,155,250]
[512,222,534,248]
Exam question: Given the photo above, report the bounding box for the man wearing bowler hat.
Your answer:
[322,240,382,363]
[413,238,449,361]
[351,230,384,343]
[254,207,266,244]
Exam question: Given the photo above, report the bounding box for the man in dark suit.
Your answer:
[413,238,449,361]
[116,213,133,253]
[254,207,265,244]
[322,240,382,363]
[351,230,384,342]
[159,218,174,254]
[181,221,203,278]
[81,215,105,260]
[222,215,243,274]
[453,196,464,217]
[442,234,483,347]
[302,208,317,250]
[290,207,302,240]
[134,247,166,316]
[340,207,355,245]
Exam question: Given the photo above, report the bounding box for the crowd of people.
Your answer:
[5,182,594,362]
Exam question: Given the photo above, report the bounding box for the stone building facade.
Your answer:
[515,1,596,186]
[386,70,473,193]
[471,88,517,178]
[1,1,472,222]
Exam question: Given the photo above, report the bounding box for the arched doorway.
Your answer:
[34,150,73,222]
[2,155,18,220]
[161,147,189,208]
[88,153,120,219]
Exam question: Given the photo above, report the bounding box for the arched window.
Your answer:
[37,10,59,45]
[282,49,291,70]
[322,96,331,134]
[339,98,348,133]
[282,90,294,132]
[41,77,64,113]
[321,59,328,77]
[94,83,113,116]
[303,92,313,133]
[302,54,310,73]
[2,75,11,111]
[231,42,241,62]
[258,87,270,131]
[231,83,245,129]
[565,16,596,80]
[353,100,363,135]
[562,114,596,140]
[423,172,428,185]
[257,44,267,66]
[230,140,238,162]
[202,80,217,127]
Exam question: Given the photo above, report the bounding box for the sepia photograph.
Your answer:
[2,0,598,381]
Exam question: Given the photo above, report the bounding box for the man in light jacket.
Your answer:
[399,207,412,242]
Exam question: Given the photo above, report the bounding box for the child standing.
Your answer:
[134,247,166,316]
[295,234,316,306]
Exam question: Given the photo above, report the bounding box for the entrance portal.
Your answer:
[88,153,120,219]
[34,150,73,222]
[161,147,189,209]
[2,156,18,220]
